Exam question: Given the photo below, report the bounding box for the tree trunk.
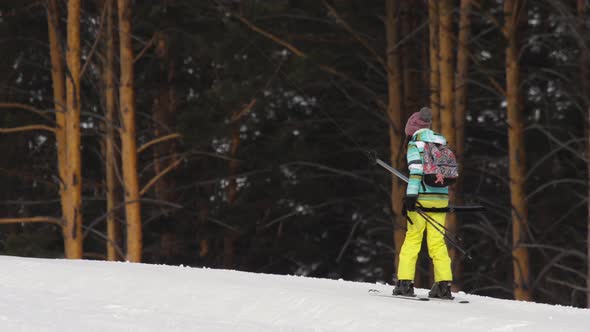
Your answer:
[426,12,454,288]
[438,0,457,270]
[117,0,142,262]
[104,0,121,261]
[402,0,428,287]
[455,0,471,165]
[401,1,418,115]
[428,0,441,132]
[452,0,472,291]
[223,122,241,269]
[504,0,532,301]
[46,0,71,256]
[577,0,590,309]
[152,30,179,262]
[64,0,83,259]
[438,0,455,149]
[385,0,406,278]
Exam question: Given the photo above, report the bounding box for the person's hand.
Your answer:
[403,196,417,213]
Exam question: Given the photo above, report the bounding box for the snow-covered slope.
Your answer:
[0,255,587,331]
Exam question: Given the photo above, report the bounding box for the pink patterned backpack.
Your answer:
[422,142,459,187]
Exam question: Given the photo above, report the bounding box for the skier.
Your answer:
[391,107,454,299]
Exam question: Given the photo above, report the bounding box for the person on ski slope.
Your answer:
[391,107,453,299]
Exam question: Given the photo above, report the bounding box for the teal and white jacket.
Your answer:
[406,128,449,201]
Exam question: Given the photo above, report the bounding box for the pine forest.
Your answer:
[1,0,589,308]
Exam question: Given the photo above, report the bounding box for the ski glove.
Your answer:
[402,196,418,215]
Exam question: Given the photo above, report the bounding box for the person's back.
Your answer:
[406,128,449,201]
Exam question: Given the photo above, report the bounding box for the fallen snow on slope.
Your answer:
[0,255,587,331]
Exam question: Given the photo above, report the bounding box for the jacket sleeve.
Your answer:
[406,141,422,197]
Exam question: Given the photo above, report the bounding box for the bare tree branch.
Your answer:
[234,12,379,99]
[0,216,62,225]
[133,34,156,63]
[230,99,257,122]
[137,133,182,154]
[336,217,362,262]
[321,0,387,71]
[0,102,56,123]
[547,278,588,292]
[140,158,184,196]
[234,14,304,56]
[80,0,109,78]
[0,125,56,134]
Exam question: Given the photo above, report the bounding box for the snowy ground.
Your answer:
[0,256,587,331]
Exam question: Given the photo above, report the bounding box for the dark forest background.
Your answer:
[1,0,589,308]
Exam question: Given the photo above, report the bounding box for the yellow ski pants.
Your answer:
[397,199,453,282]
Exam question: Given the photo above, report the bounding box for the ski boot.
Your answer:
[392,280,415,297]
[428,281,453,300]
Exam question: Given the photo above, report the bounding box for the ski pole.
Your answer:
[418,209,471,260]
[374,157,410,183]
[415,208,472,260]
[416,203,463,242]
[415,207,462,245]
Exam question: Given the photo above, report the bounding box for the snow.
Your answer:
[0,256,587,331]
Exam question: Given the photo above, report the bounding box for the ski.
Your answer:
[368,289,469,304]
[428,297,470,304]
[418,205,486,213]
[368,289,429,301]
[373,157,486,213]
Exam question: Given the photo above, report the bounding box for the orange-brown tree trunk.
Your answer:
[438,0,455,158]
[577,0,590,309]
[385,0,406,278]
[428,0,441,132]
[63,0,83,259]
[453,0,472,291]
[504,0,531,301]
[438,0,458,273]
[46,0,71,255]
[117,0,142,262]
[455,0,471,167]
[198,199,210,259]
[103,0,121,261]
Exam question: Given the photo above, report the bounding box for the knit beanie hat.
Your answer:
[404,107,432,136]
